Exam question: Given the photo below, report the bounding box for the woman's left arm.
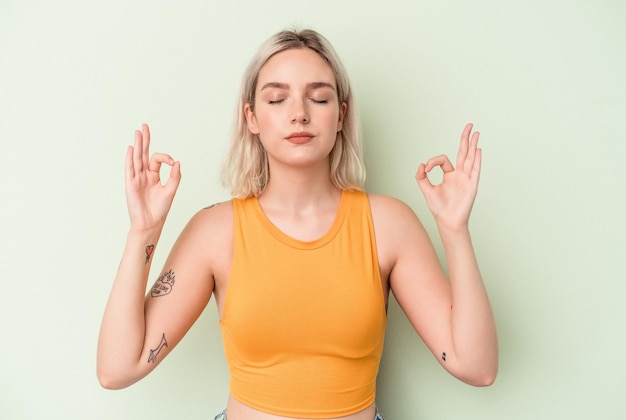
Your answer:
[374,123,497,386]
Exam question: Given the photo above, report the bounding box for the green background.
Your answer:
[1,0,624,418]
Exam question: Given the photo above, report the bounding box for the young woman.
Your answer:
[97,29,498,420]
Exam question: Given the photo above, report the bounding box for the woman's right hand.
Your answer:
[125,123,181,232]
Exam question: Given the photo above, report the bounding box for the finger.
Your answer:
[133,129,143,174]
[164,161,182,195]
[464,130,479,174]
[425,155,454,174]
[415,163,434,194]
[148,153,176,173]
[125,145,135,182]
[147,153,175,186]
[456,123,473,169]
[142,123,151,170]
[471,148,482,185]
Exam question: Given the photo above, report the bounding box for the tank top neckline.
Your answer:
[250,190,352,250]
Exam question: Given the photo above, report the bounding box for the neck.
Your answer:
[259,162,340,212]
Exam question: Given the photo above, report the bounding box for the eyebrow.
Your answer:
[259,82,336,91]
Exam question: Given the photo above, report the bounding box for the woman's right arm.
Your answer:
[97,226,165,388]
[97,124,210,389]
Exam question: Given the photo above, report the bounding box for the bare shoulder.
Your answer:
[367,193,431,272]
[172,200,233,264]
[367,193,423,231]
[194,200,233,232]
[179,200,232,233]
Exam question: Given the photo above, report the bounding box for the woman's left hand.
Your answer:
[415,123,482,232]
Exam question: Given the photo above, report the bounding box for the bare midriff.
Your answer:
[226,396,377,420]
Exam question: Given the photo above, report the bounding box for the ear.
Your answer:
[337,102,347,132]
[244,103,260,135]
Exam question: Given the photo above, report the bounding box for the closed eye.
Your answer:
[268,99,285,105]
[310,98,329,104]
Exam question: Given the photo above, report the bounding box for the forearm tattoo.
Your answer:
[147,333,168,363]
[145,244,155,264]
[151,269,176,297]
[442,352,447,362]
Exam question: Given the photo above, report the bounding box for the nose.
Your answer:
[291,99,309,124]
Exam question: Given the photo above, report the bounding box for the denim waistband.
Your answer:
[214,408,384,419]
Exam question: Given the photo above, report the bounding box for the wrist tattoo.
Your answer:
[148,333,168,363]
[145,244,155,264]
[151,269,176,297]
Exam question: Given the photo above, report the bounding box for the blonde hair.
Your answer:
[221,28,365,198]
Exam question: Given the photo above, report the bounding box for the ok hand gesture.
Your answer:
[415,123,482,232]
[125,124,181,232]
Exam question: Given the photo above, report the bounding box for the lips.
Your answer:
[286,132,314,144]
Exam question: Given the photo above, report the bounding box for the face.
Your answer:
[245,48,346,170]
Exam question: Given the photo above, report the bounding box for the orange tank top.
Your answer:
[220,190,387,418]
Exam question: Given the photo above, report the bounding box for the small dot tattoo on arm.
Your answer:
[442,352,447,362]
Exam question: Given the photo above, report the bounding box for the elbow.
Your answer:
[451,358,499,387]
[97,349,144,390]
[463,362,499,387]
[456,344,499,387]
[97,370,127,390]
[96,364,138,390]
[98,379,121,390]
[468,370,497,387]
[455,370,497,387]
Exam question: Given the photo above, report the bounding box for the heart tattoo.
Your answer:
[151,269,175,297]
[145,244,155,264]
